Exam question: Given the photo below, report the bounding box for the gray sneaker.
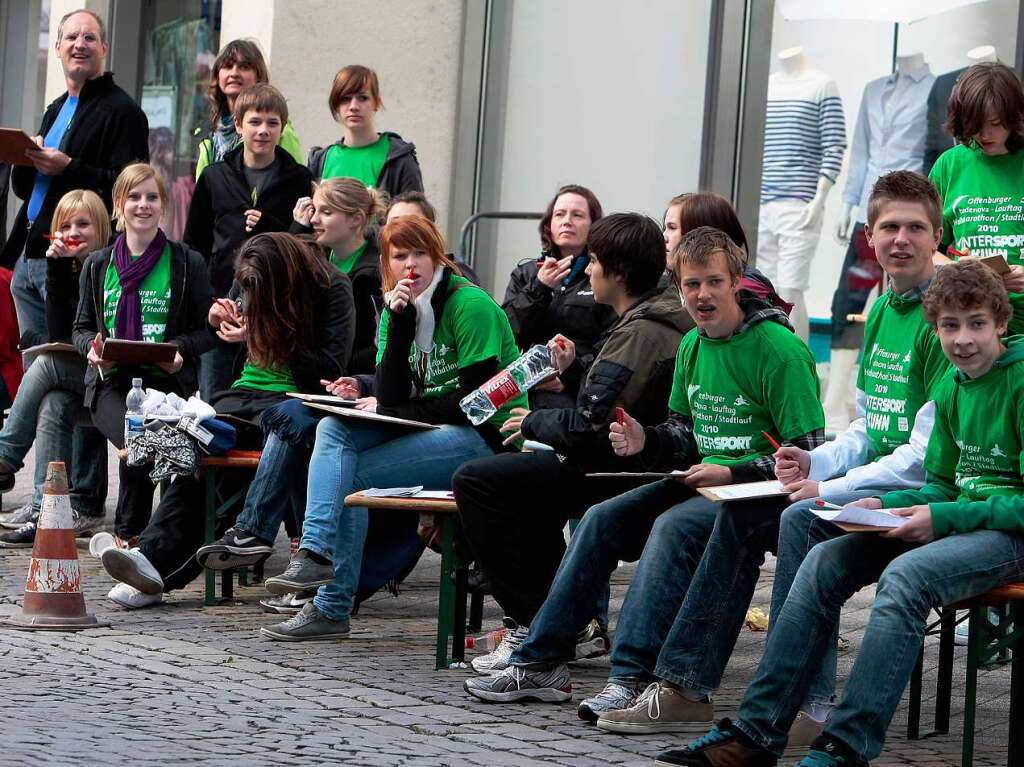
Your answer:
[72,512,105,537]
[264,550,335,595]
[0,503,36,530]
[578,679,647,722]
[464,664,572,703]
[260,602,350,641]
[575,619,611,660]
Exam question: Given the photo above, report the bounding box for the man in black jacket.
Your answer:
[453,213,692,673]
[183,84,313,397]
[2,9,148,342]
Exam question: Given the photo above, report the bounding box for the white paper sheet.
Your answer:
[812,505,903,529]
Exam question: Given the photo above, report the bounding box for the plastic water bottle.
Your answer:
[459,345,555,425]
[124,378,146,445]
[465,628,506,651]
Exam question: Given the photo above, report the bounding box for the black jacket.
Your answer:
[73,241,215,406]
[502,256,617,387]
[1,73,149,269]
[375,268,508,451]
[183,144,313,296]
[221,266,356,391]
[521,284,692,469]
[307,132,423,197]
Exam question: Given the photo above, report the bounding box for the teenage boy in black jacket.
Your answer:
[453,213,692,672]
[183,83,313,397]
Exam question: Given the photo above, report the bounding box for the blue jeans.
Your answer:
[568,516,609,629]
[769,490,881,707]
[735,529,1024,761]
[299,417,492,621]
[233,431,312,543]
[11,255,47,342]
[512,479,715,672]
[0,351,105,514]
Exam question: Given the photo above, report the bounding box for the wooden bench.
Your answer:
[200,450,264,605]
[907,584,1024,767]
[345,491,482,670]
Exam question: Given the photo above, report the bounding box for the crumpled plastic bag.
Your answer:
[142,389,187,417]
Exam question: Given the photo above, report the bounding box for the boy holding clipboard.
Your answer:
[662,260,1024,767]
[464,228,824,724]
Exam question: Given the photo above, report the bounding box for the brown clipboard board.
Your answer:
[99,339,178,364]
[0,128,39,166]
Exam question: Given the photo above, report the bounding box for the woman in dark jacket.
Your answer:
[501,184,617,408]
[73,163,214,541]
[306,64,423,196]
[95,232,355,608]
[292,176,386,374]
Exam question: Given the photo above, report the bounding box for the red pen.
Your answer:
[761,430,782,450]
[44,234,84,247]
[615,407,626,426]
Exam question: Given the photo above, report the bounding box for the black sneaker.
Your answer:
[654,719,777,766]
[0,517,37,548]
[793,734,867,767]
[264,549,334,595]
[260,589,316,614]
[196,527,274,570]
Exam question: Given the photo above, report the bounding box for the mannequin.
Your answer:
[758,47,847,342]
[824,53,933,430]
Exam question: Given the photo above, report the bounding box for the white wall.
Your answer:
[768,0,1020,319]
[484,0,712,299]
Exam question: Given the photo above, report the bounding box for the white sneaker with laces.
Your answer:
[470,623,530,674]
[107,583,163,609]
[0,503,36,530]
[100,547,164,595]
[578,680,647,722]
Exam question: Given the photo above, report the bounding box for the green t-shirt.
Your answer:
[321,135,390,186]
[857,288,950,457]
[232,362,295,392]
[331,241,368,274]
[883,338,1024,526]
[103,244,172,341]
[667,318,824,465]
[376,274,526,431]
[929,142,1024,333]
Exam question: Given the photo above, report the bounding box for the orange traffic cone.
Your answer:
[2,461,108,630]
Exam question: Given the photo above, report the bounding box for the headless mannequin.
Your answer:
[836,52,928,242]
[772,47,834,342]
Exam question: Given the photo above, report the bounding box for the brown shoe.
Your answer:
[654,718,778,766]
[597,681,713,735]
[783,711,825,756]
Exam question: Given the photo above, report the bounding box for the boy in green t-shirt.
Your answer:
[661,259,1024,767]
[465,227,825,716]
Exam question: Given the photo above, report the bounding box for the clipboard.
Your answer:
[586,470,690,479]
[21,341,78,357]
[286,392,358,406]
[100,339,178,364]
[697,480,788,502]
[957,253,1011,275]
[0,128,38,166]
[303,401,439,430]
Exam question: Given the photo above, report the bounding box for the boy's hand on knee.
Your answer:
[784,479,819,501]
[883,505,935,544]
[683,462,732,488]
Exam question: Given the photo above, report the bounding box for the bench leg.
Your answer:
[907,647,923,740]
[436,516,457,670]
[221,569,233,600]
[934,606,956,733]
[962,604,984,767]
[204,470,216,607]
[1009,603,1024,767]
[452,561,468,663]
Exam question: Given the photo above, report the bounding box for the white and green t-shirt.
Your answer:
[103,245,172,341]
[668,318,823,466]
[377,274,526,431]
[857,289,950,457]
[929,142,1024,333]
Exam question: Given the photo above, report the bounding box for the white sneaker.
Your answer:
[470,620,530,674]
[578,680,647,722]
[107,583,163,609]
[100,547,164,595]
[0,503,36,530]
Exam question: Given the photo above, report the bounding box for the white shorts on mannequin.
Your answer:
[756,199,823,291]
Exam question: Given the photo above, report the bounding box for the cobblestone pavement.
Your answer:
[0,454,1014,766]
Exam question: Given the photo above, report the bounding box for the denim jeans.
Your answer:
[769,490,881,707]
[233,431,312,543]
[0,351,104,514]
[11,254,47,342]
[568,516,609,630]
[299,417,492,621]
[511,479,714,671]
[735,529,1024,761]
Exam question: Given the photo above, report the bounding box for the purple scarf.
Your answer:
[112,229,167,340]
